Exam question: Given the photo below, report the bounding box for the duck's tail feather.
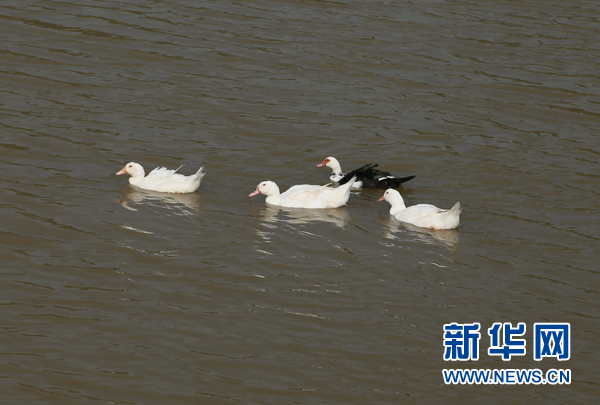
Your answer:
[378,175,416,188]
[338,164,378,185]
[194,166,206,179]
[338,175,358,192]
[448,201,462,215]
[431,202,462,229]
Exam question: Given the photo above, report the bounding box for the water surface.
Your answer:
[1,0,598,404]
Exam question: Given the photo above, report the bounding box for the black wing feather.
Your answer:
[338,164,378,185]
[339,163,415,189]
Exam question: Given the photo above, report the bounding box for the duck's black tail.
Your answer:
[377,175,416,189]
[339,164,416,189]
[338,164,378,185]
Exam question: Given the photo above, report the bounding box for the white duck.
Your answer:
[317,156,415,189]
[116,162,205,193]
[249,177,356,209]
[379,188,461,230]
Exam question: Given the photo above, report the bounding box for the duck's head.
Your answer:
[116,162,144,177]
[249,180,279,197]
[378,188,401,203]
[317,156,341,171]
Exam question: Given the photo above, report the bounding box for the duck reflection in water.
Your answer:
[381,216,460,251]
[118,187,203,216]
[256,204,351,228]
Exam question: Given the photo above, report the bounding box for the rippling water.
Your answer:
[1,1,598,404]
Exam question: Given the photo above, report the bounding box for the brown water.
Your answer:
[1,1,598,404]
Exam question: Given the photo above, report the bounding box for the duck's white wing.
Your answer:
[145,166,185,182]
[281,184,329,204]
[395,204,441,221]
[395,203,461,230]
[139,166,201,193]
[138,170,179,190]
[419,206,447,218]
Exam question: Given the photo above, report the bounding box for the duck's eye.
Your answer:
[128,164,132,168]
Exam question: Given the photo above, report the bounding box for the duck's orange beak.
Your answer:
[249,187,261,197]
[116,166,127,175]
[316,159,327,167]
[378,195,385,202]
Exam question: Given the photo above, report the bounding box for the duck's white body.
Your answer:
[379,189,461,230]
[249,177,356,209]
[116,162,205,193]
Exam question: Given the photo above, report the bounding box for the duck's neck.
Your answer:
[264,184,282,205]
[330,172,344,182]
[328,161,344,181]
[389,195,407,216]
[329,160,342,175]
[265,195,281,205]
[128,170,145,185]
